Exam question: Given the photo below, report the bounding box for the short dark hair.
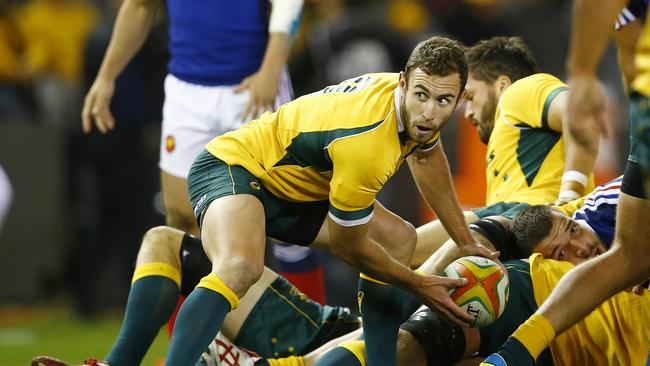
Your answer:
[510,205,554,257]
[404,36,468,93]
[466,36,538,84]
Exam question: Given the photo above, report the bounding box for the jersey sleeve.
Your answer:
[499,74,568,130]
[326,135,389,227]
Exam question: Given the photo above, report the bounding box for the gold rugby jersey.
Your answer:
[529,254,650,366]
[486,73,595,206]
[205,73,439,226]
[633,8,650,96]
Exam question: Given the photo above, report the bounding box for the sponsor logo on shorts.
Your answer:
[194,194,207,216]
[249,181,261,191]
[357,291,364,313]
[166,135,176,153]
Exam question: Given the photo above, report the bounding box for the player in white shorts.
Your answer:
[81,0,327,303]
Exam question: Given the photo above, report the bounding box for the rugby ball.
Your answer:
[443,256,509,327]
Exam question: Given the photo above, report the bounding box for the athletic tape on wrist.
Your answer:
[562,170,588,186]
[269,0,303,36]
[558,189,581,201]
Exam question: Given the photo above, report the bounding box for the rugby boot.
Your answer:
[31,356,109,366]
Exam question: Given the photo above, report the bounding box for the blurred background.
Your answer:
[0,0,627,364]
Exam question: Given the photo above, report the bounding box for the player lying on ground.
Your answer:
[32,226,360,366]
[392,177,650,366]
[292,257,649,366]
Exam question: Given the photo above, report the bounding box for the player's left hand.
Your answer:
[458,241,500,262]
[234,69,280,122]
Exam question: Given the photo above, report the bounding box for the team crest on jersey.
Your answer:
[166,135,176,153]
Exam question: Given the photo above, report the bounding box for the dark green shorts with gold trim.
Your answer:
[188,149,329,246]
[471,202,531,220]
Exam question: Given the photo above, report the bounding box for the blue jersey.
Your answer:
[573,177,622,248]
[166,0,270,86]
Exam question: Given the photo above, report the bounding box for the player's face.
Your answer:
[464,75,498,144]
[399,68,463,144]
[533,211,607,265]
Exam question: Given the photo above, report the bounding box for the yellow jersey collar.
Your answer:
[394,87,405,132]
[394,87,410,145]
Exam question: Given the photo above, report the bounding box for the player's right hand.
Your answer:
[82,77,116,134]
[414,274,474,327]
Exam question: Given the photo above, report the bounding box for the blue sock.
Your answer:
[106,276,179,366]
[358,278,415,366]
[165,287,232,365]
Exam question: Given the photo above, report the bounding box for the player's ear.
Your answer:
[495,75,512,96]
[455,89,467,111]
[399,71,407,90]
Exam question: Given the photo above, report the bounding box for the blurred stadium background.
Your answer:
[0,0,628,364]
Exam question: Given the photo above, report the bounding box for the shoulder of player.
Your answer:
[497,73,567,129]
[502,73,566,100]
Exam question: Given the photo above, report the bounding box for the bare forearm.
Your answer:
[96,0,160,81]
[566,0,626,76]
[418,228,498,276]
[409,149,474,246]
[417,239,462,276]
[562,130,599,195]
[258,32,292,78]
[333,238,421,292]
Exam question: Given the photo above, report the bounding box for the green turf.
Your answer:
[0,307,168,366]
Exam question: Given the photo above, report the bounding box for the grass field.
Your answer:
[0,305,168,366]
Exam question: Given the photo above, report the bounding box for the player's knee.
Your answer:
[137,226,183,267]
[216,256,263,296]
[397,328,426,366]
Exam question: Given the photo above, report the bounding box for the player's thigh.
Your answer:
[413,211,479,266]
[399,306,468,366]
[160,171,198,234]
[201,194,267,294]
